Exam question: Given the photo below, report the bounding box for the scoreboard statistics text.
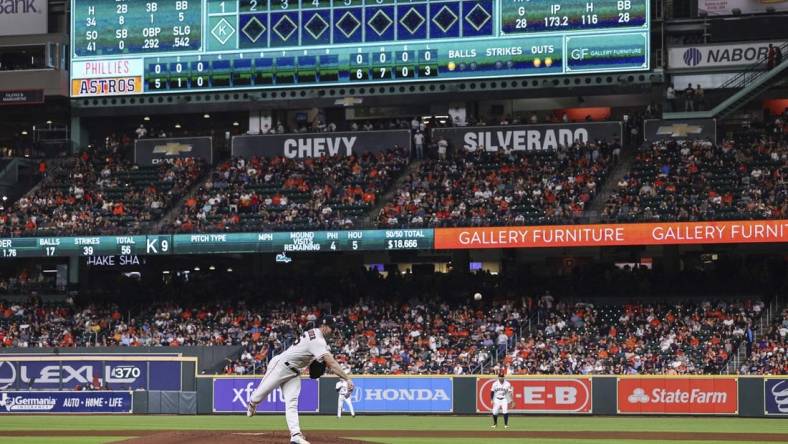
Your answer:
[70,0,649,96]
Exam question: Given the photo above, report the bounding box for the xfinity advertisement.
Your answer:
[212,378,319,413]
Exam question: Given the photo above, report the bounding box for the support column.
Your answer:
[248,110,272,134]
[68,256,80,285]
[70,115,88,153]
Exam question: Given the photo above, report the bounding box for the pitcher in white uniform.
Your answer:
[246,316,353,444]
[335,378,356,418]
[490,371,513,429]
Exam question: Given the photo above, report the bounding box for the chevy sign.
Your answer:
[0,0,47,36]
[668,41,787,70]
[347,377,453,412]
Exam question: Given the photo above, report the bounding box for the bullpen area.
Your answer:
[2,415,788,444]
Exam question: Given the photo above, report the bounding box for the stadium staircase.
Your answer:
[0,157,49,206]
[360,158,423,226]
[663,41,788,121]
[725,294,785,374]
[585,144,637,222]
[153,167,214,232]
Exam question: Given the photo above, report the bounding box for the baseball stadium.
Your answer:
[0,0,788,443]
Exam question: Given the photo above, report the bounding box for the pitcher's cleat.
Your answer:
[290,433,311,444]
[490,425,496,429]
[504,425,510,429]
[246,401,258,418]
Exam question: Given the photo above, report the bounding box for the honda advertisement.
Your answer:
[0,391,132,414]
[231,130,412,159]
[765,379,788,416]
[212,378,319,413]
[643,119,717,144]
[134,137,214,166]
[346,377,453,413]
[617,378,738,415]
[431,122,623,152]
[0,359,181,391]
[476,378,592,414]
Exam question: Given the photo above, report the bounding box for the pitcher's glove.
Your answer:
[309,360,326,379]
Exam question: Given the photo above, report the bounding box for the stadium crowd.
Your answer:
[170,148,408,232]
[0,149,205,236]
[1,263,779,376]
[377,141,613,227]
[739,308,788,375]
[602,137,787,222]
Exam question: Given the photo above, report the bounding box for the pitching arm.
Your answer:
[323,353,354,392]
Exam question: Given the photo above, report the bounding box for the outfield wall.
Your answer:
[1,354,785,417]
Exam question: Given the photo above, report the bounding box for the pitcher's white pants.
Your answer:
[337,394,355,417]
[249,355,302,437]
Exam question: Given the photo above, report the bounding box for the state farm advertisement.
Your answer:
[477,378,592,414]
[617,378,738,415]
[434,220,788,250]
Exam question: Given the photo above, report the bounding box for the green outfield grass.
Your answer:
[2,415,787,444]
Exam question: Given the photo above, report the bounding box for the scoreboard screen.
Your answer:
[69,0,649,97]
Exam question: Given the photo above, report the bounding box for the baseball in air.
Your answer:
[474,292,482,301]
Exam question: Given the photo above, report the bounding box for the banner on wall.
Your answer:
[0,0,47,36]
[476,378,592,414]
[617,378,738,414]
[0,90,45,106]
[345,377,453,412]
[0,359,181,391]
[212,378,319,413]
[134,137,214,166]
[668,41,786,70]
[765,379,788,415]
[434,220,788,250]
[0,391,132,414]
[431,122,623,152]
[698,0,788,16]
[643,119,717,144]
[232,130,412,159]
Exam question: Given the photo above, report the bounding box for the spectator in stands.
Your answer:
[684,83,695,112]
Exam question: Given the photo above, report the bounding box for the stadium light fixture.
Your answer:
[21,130,28,135]
[2,196,7,201]
[144,116,151,121]
[46,120,52,125]
[209,265,216,270]
[203,114,210,119]
[232,121,239,127]
[162,270,170,274]
[226,268,233,272]
[193,266,200,271]
[175,123,182,129]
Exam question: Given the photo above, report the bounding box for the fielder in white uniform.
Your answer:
[335,379,355,418]
[246,317,353,444]
[490,372,513,429]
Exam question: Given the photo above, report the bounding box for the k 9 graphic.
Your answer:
[476,378,592,414]
[0,359,181,391]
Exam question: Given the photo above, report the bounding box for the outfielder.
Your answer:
[490,371,513,429]
[246,317,353,444]
[335,378,355,418]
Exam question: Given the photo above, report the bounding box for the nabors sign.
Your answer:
[618,378,738,414]
[476,378,592,413]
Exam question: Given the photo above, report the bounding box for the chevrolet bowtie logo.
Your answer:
[656,124,703,138]
[153,143,193,156]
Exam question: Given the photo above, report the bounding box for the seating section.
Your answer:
[171,148,408,232]
[740,308,787,375]
[377,143,611,227]
[0,152,205,236]
[602,138,787,222]
[512,299,762,375]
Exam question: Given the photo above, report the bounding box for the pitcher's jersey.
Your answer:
[278,328,330,370]
[336,380,350,396]
[491,380,513,401]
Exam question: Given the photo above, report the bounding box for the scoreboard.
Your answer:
[0,229,432,258]
[70,0,650,97]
